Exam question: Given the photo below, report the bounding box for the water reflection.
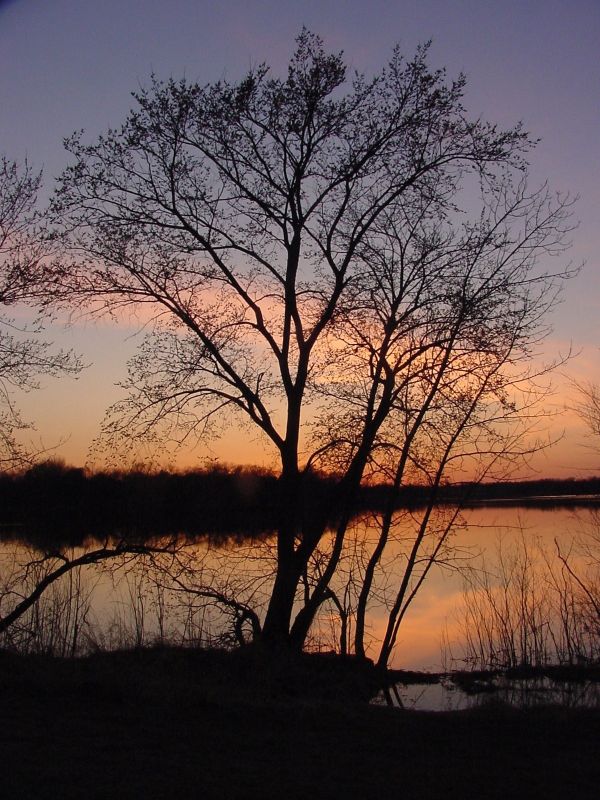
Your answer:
[379,674,600,712]
[1,503,599,681]
[376,504,600,671]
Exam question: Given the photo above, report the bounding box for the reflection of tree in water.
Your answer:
[3,508,599,675]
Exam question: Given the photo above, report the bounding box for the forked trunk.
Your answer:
[261,558,302,648]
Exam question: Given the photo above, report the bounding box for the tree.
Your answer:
[49,31,573,655]
[0,157,80,468]
[575,379,600,442]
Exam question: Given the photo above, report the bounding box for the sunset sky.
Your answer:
[1,0,599,476]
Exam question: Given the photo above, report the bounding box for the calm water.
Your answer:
[375,504,600,670]
[1,504,599,685]
[378,675,600,712]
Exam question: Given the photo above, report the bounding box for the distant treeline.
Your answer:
[1,461,599,549]
[388,476,600,507]
[0,461,334,548]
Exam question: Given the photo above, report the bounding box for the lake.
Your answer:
[374,503,600,671]
[1,502,599,685]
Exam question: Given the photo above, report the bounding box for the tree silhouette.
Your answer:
[575,380,600,443]
[49,31,573,652]
[0,157,80,468]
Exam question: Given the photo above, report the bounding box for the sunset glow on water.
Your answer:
[3,503,597,674]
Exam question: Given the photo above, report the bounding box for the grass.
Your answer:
[1,646,600,799]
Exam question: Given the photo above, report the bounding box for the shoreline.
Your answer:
[2,646,600,798]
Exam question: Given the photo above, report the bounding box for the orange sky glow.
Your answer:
[2,0,598,481]
[13,312,599,480]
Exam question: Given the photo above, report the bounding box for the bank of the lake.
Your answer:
[1,647,599,799]
[2,463,600,549]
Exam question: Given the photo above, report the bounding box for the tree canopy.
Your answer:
[47,30,573,653]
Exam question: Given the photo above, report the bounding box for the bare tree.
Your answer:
[574,379,600,442]
[291,177,573,661]
[48,31,573,651]
[0,157,80,468]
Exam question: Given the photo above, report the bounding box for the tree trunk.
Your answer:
[260,555,302,648]
[260,455,302,648]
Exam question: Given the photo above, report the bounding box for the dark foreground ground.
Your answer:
[1,647,599,800]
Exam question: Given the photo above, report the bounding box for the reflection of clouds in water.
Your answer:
[366,587,466,671]
[377,608,466,671]
[362,505,600,670]
[2,505,599,667]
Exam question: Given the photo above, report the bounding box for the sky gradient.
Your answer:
[1,0,599,475]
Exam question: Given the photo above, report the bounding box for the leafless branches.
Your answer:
[0,157,81,469]
[41,30,576,651]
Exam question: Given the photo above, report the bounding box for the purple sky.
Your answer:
[1,0,599,474]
